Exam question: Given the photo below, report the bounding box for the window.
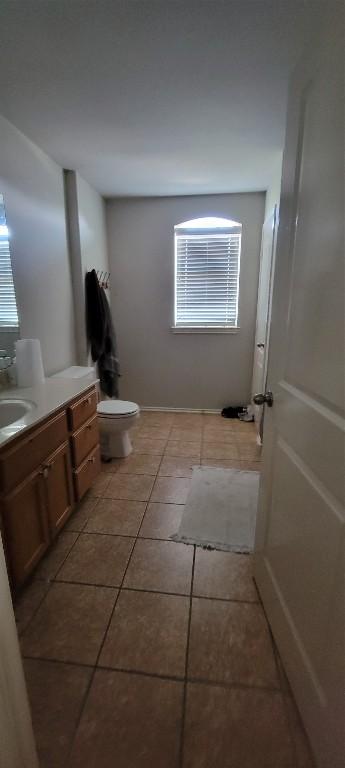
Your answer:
[0,213,19,328]
[174,217,241,330]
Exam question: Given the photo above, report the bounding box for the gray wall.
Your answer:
[0,115,76,375]
[107,193,265,409]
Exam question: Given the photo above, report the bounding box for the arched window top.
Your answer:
[175,216,241,230]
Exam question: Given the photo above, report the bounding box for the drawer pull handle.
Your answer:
[88,457,96,464]
[86,424,93,431]
[40,468,49,479]
[83,397,92,406]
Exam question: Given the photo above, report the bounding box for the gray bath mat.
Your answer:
[172,466,260,553]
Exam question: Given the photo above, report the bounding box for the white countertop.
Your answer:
[0,373,98,450]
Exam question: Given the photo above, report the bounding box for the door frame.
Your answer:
[0,536,39,768]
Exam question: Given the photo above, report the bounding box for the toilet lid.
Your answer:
[97,399,139,417]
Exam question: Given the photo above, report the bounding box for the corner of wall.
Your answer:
[63,170,87,365]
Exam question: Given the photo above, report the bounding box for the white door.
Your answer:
[254,14,344,768]
[251,206,278,441]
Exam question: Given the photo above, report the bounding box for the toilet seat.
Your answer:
[97,399,139,419]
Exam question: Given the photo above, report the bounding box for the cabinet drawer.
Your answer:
[73,444,101,501]
[72,414,99,467]
[67,388,98,431]
[0,409,68,494]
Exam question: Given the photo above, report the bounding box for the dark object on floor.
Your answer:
[221,406,246,419]
[85,269,120,397]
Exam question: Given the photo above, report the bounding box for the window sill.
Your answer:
[171,326,240,334]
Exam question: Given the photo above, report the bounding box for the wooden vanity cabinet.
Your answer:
[1,468,49,588]
[44,441,74,537]
[0,384,100,590]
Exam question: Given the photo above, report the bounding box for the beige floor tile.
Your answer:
[232,421,257,434]
[69,670,183,768]
[188,598,278,687]
[151,476,192,504]
[133,437,167,455]
[100,458,122,473]
[124,539,193,595]
[139,502,184,540]
[106,472,155,501]
[202,417,234,430]
[136,425,171,440]
[24,659,92,768]
[65,495,99,532]
[15,581,50,635]
[100,590,189,677]
[34,531,78,581]
[202,429,237,443]
[170,428,202,441]
[85,498,146,536]
[201,458,245,470]
[88,472,112,497]
[159,456,199,478]
[238,443,262,460]
[235,431,259,443]
[165,440,201,458]
[237,459,262,471]
[193,550,258,602]
[117,453,161,475]
[58,533,134,587]
[139,411,174,427]
[172,413,203,427]
[201,442,240,460]
[21,582,117,664]
[183,683,293,768]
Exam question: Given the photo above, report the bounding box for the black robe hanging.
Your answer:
[85,269,120,397]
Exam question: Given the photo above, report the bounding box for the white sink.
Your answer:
[0,399,35,429]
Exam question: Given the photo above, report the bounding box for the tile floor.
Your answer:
[14,411,315,768]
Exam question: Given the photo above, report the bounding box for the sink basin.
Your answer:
[0,399,35,429]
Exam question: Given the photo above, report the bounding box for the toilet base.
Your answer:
[100,429,133,459]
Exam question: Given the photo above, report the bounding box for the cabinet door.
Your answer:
[44,441,74,536]
[1,470,49,588]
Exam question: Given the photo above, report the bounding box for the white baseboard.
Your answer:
[139,406,222,414]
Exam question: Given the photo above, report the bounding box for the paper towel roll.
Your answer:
[15,339,45,387]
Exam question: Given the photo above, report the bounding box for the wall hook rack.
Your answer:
[90,269,110,290]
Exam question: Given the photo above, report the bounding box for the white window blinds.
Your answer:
[174,230,241,327]
[0,226,19,328]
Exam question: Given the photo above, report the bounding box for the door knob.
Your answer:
[253,391,274,407]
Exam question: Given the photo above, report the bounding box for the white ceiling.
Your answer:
[0,0,323,197]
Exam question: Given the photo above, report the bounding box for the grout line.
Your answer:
[91,494,189,505]
[17,526,87,639]
[179,544,196,768]
[65,435,173,762]
[65,434,174,759]
[50,578,260,606]
[65,530,184,543]
[135,446,168,537]
[21,653,282,693]
[66,529,137,762]
[270,638,307,764]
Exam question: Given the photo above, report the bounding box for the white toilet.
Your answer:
[97,399,140,458]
